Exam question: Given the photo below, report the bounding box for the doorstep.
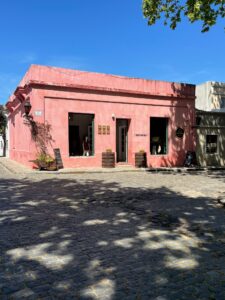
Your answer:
[57,165,145,174]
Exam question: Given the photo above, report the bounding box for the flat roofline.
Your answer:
[26,80,195,100]
[5,64,196,105]
[196,109,225,115]
[29,64,195,87]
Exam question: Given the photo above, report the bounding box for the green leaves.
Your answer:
[0,110,6,135]
[142,0,225,32]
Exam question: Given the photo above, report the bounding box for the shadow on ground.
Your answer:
[0,175,225,299]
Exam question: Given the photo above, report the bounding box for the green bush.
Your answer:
[36,153,54,163]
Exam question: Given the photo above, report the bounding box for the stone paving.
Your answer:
[0,159,225,299]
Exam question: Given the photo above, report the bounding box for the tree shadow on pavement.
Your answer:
[0,175,225,299]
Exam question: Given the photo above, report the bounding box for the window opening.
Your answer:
[69,113,94,156]
[206,135,217,154]
[150,117,168,155]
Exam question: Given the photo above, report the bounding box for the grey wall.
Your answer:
[196,81,225,112]
[196,82,212,111]
[196,112,225,166]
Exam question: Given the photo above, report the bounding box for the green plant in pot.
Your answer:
[139,149,145,153]
[24,119,58,171]
[34,152,57,171]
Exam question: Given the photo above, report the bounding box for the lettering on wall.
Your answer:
[135,134,147,137]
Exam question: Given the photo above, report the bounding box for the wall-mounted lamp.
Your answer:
[24,101,32,116]
[112,113,115,120]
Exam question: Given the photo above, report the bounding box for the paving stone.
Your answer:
[1,162,225,299]
[10,288,35,299]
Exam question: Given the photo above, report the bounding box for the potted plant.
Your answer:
[135,149,147,168]
[33,152,57,171]
[25,119,60,171]
[102,149,115,168]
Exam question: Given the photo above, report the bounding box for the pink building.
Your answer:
[6,65,196,169]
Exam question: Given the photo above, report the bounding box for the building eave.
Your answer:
[25,80,196,101]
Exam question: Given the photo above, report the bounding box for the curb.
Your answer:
[147,167,225,173]
[29,168,147,175]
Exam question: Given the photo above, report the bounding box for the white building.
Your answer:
[196,81,225,112]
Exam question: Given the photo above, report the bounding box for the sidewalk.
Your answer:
[0,157,33,174]
[0,158,145,175]
[1,157,225,175]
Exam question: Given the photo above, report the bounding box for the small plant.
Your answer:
[139,149,145,153]
[33,152,57,171]
[36,152,54,163]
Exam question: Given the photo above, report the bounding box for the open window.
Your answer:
[206,135,217,154]
[150,117,168,155]
[220,97,225,108]
[69,113,94,156]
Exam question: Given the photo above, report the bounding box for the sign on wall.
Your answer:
[176,127,184,138]
[102,125,106,135]
[135,134,147,137]
[34,111,42,116]
[98,125,110,135]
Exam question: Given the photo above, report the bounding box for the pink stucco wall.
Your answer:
[7,65,196,168]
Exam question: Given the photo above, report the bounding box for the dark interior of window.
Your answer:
[220,97,225,108]
[196,116,202,126]
[150,117,168,155]
[69,113,94,156]
[206,135,217,154]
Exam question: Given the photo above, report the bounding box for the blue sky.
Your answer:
[0,0,224,103]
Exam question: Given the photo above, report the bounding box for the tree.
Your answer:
[143,0,225,32]
[0,105,7,157]
[0,106,6,135]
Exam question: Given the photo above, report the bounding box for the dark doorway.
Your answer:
[69,125,80,156]
[116,119,128,162]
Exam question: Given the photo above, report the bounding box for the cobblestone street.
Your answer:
[0,160,225,299]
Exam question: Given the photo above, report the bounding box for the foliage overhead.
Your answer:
[143,0,225,32]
